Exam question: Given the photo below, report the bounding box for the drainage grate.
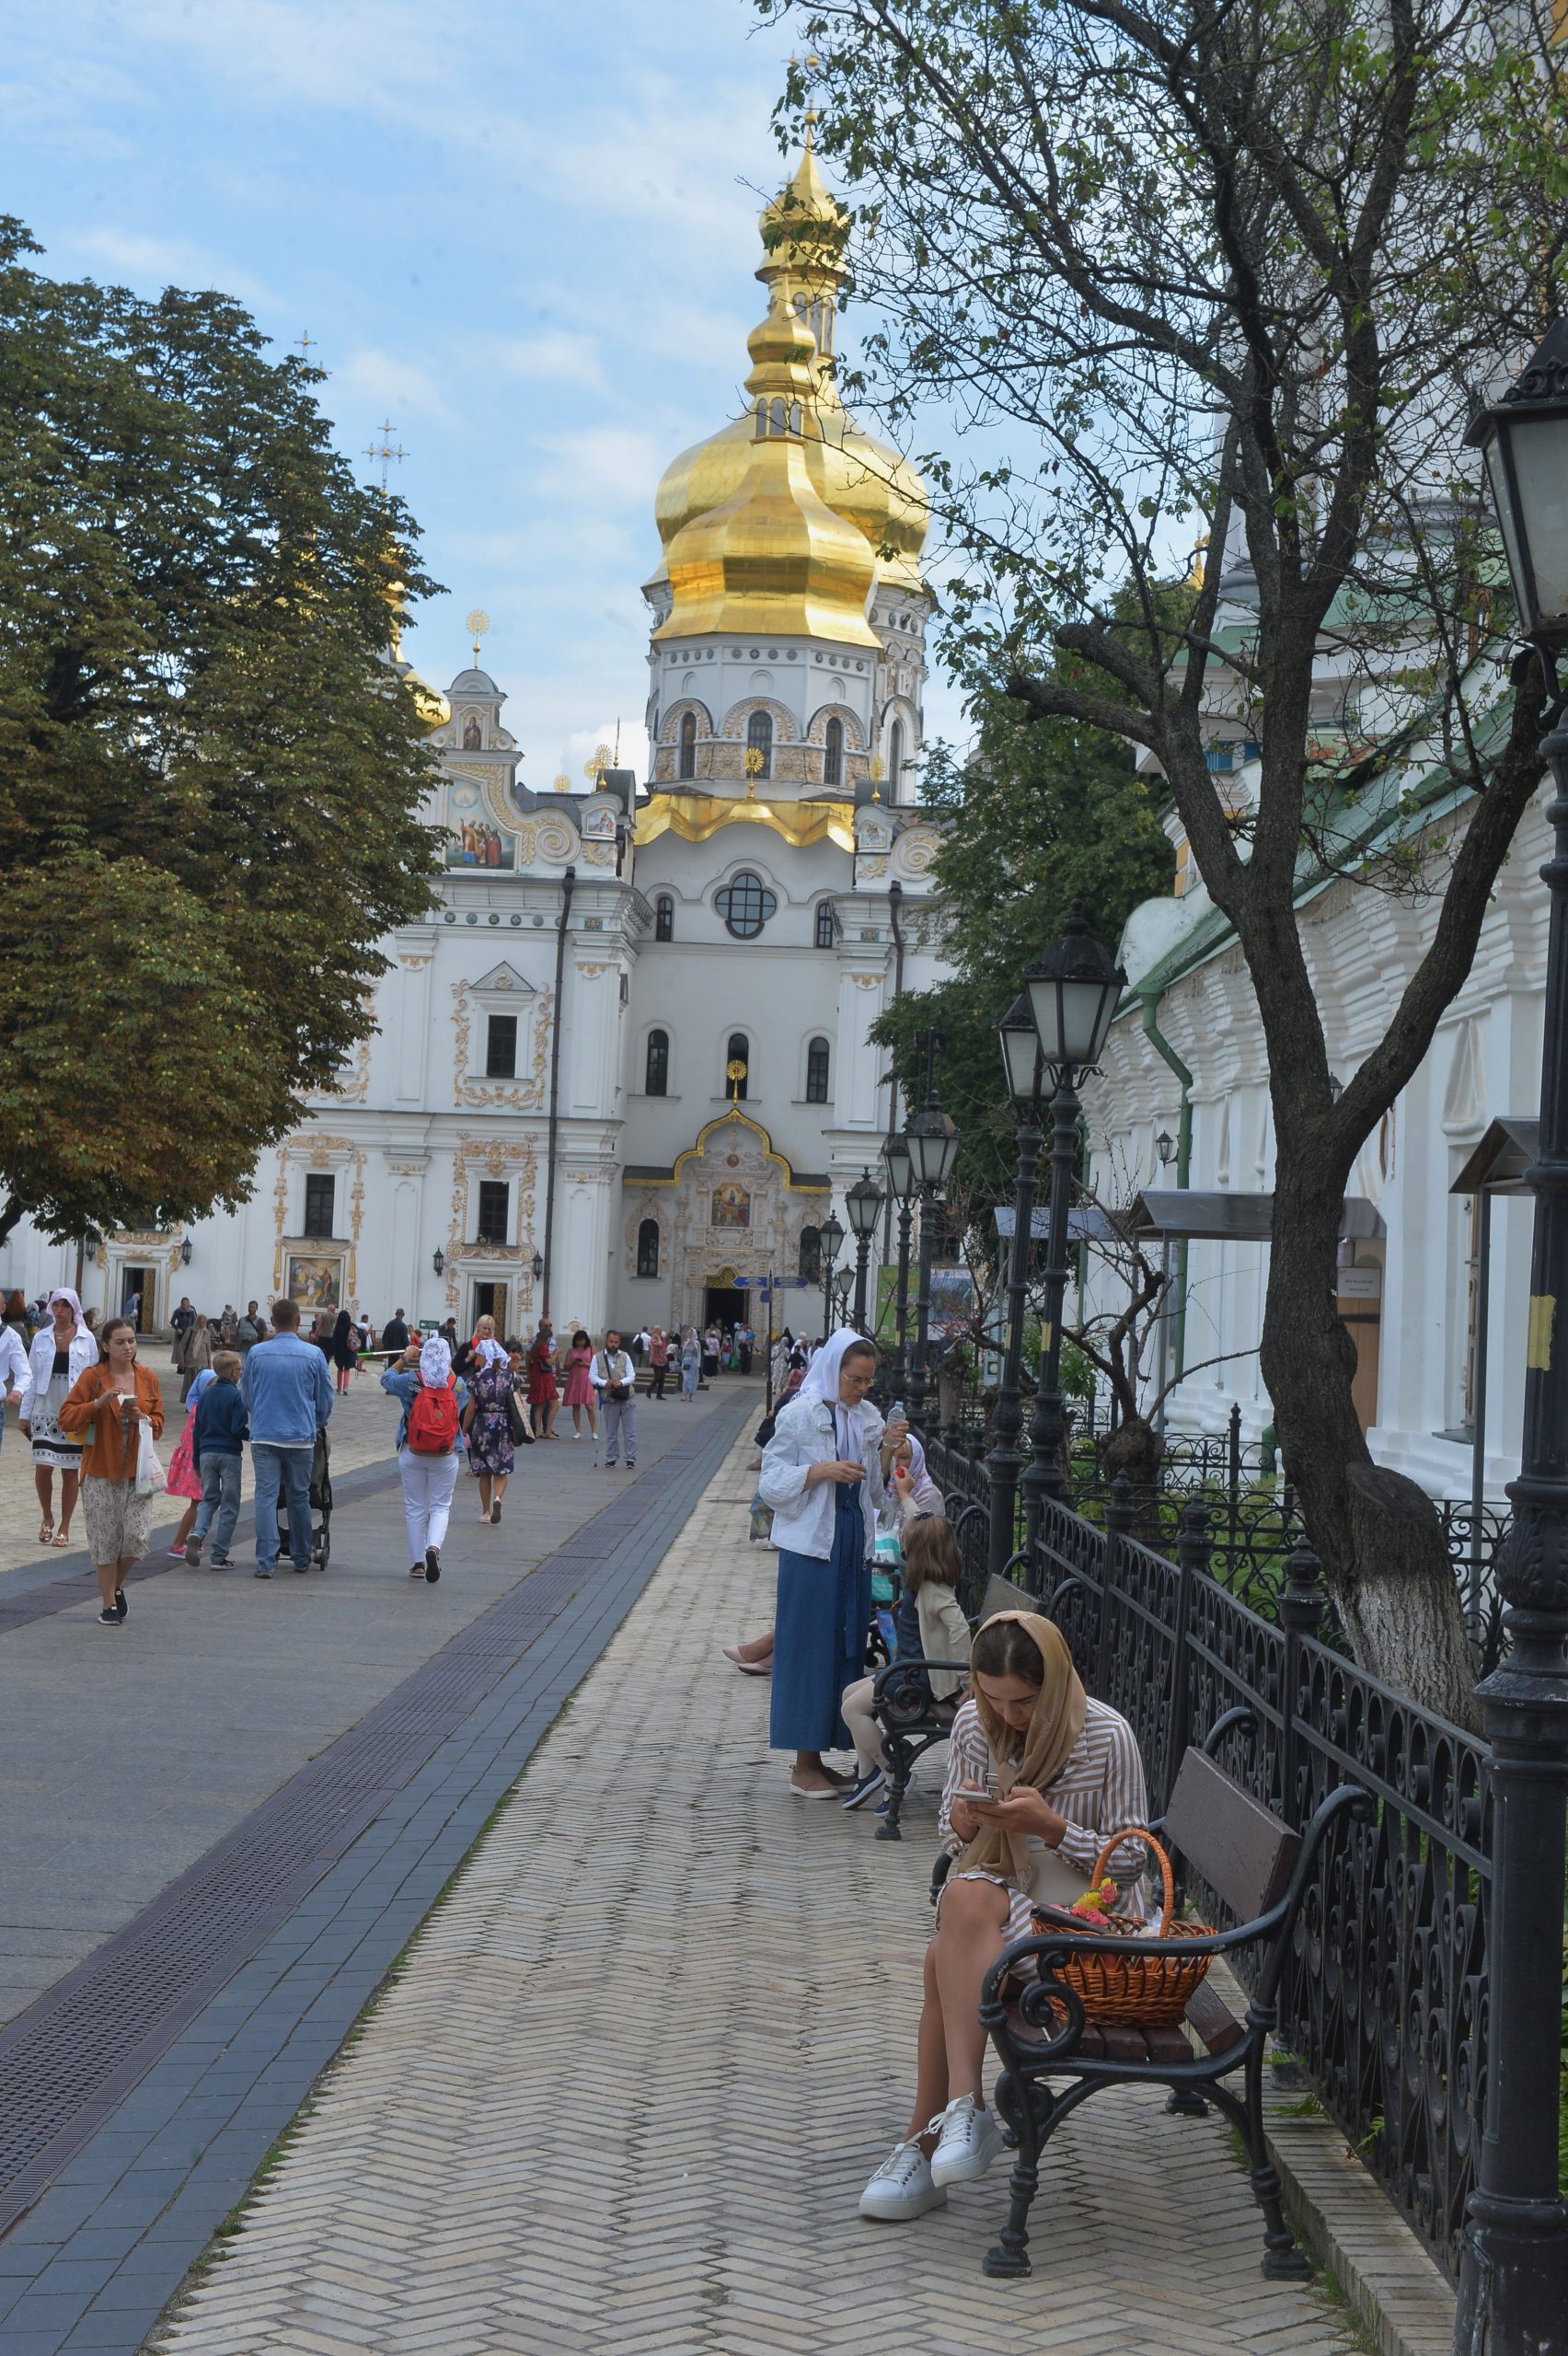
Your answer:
[0,1405,742,2235]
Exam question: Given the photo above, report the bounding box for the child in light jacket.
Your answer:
[839,1513,969,1813]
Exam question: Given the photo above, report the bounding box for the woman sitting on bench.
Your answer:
[859,1610,1148,2223]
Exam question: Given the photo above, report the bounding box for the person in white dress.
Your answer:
[17,1288,98,1548]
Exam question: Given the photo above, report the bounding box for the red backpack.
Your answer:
[406,1374,459,1455]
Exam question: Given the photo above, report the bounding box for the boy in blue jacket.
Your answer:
[185,1350,249,1568]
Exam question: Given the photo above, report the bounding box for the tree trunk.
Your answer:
[1101,1412,1162,1489]
[0,1196,24,1248]
[1259,1149,1481,1733]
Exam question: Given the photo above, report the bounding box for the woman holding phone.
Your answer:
[858,1609,1148,2222]
[757,1330,907,1799]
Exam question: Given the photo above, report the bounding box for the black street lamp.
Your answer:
[820,1209,846,1335]
[1018,903,1125,1545]
[835,1266,854,1324]
[844,1168,885,1331]
[432,1248,445,1278]
[531,1251,544,1284]
[986,994,1044,1585]
[905,1063,962,1428]
[882,1130,917,1400]
[1455,321,1568,2352]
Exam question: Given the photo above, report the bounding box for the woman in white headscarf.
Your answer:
[17,1288,99,1547]
[380,1334,468,1583]
[757,1330,908,1797]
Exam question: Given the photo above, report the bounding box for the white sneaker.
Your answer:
[928,2095,1006,2188]
[859,2139,947,2222]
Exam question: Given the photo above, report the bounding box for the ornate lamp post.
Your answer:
[1018,903,1126,1547]
[882,1130,917,1398]
[1456,320,1568,2355]
[820,1209,845,1336]
[986,995,1045,1584]
[905,1085,962,1429]
[844,1168,885,1331]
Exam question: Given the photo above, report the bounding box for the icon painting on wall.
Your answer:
[287,1253,343,1310]
[711,1184,752,1229]
[444,781,516,870]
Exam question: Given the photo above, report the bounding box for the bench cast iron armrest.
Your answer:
[871,1657,969,1705]
[980,1781,1372,2052]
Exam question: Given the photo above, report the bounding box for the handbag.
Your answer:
[505,1388,533,1446]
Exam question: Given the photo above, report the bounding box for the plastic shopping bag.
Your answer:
[134,1419,165,1497]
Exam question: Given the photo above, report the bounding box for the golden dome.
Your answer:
[649,147,928,640]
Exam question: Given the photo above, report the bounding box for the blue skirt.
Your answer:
[770,1485,871,1752]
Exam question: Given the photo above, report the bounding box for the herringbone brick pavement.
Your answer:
[150,1430,1348,2355]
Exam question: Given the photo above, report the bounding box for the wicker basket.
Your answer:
[1029,1829,1213,2028]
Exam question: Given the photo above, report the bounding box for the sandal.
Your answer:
[52,1530,70,1548]
[38,1520,52,1546]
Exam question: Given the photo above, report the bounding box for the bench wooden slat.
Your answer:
[1163,1748,1299,1924]
[1182,1977,1245,2056]
[980,1573,1032,1623]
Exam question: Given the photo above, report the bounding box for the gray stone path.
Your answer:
[0,1381,743,2028]
[0,1386,755,2356]
[146,1422,1350,2356]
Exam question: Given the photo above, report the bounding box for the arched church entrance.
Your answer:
[703,1272,745,1333]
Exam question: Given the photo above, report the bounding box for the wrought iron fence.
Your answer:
[920,1434,1491,2288]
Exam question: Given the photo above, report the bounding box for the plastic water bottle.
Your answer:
[890,1400,906,1425]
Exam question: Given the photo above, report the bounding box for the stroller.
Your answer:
[281,1424,333,1570]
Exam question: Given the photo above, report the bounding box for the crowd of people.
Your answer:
[730,1326,1151,2231]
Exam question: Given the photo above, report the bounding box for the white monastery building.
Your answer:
[8,146,951,1342]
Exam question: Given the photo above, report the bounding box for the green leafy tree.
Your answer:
[0,221,444,1246]
[871,691,1172,1198]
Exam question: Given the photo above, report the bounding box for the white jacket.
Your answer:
[757,1392,888,1562]
[17,1325,99,1419]
[0,1323,29,1399]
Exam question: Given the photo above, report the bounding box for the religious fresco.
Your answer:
[444,780,516,871]
[710,1183,751,1229]
[287,1253,344,1310]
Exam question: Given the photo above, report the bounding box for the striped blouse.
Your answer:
[939,1694,1152,1912]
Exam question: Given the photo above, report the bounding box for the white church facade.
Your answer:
[4,145,951,1342]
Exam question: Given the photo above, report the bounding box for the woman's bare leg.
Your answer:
[34,1466,54,1532]
[928,1877,1009,2110]
[57,1470,78,1538]
[476,1472,491,1519]
[905,1939,954,2144]
[492,1473,508,1506]
[586,1403,598,1438]
[737,1632,774,1663]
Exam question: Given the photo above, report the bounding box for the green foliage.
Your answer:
[0,219,444,1242]
[871,687,1172,1198]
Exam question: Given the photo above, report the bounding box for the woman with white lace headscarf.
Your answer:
[757,1330,909,1797]
[379,1333,468,1583]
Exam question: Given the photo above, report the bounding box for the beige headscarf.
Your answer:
[958,1610,1088,1884]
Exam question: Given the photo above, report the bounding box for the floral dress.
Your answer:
[466,1358,516,1477]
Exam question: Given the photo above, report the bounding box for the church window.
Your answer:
[745,710,773,778]
[888,720,905,794]
[476,1180,510,1245]
[716,870,777,940]
[679,712,697,780]
[644,1030,669,1096]
[637,1218,661,1280]
[654,894,674,942]
[814,899,836,951]
[806,1037,830,1103]
[303,1173,335,1239]
[726,1033,750,1099]
[755,398,767,438]
[823,717,844,788]
[800,1225,823,1284]
[485,1014,517,1079]
[770,397,787,435]
[463,716,482,750]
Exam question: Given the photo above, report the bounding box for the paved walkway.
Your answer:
[149,1424,1348,2356]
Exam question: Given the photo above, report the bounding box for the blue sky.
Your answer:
[2,0,968,787]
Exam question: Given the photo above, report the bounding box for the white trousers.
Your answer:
[841,1675,887,1774]
[398,1446,460,1563]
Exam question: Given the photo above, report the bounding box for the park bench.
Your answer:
[869,1569,1025,1839]
[974,1739,1369,2281]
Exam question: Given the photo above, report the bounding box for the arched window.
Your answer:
[823,716,844,788]
[745,709,773,780]
[814,899,836,951]
[726,1033,750,1100]
[463,716,482,750]
[888,719,905,795]
[800,1225,822,1284]
[678,712,697,780]
[636,1218,660,1279]
[716,870,777,939]
[654,895,674,942]
[770,397,787,435]
[645,1029,669,1097]
[806,1037,830,1103]
[755,398,767,438]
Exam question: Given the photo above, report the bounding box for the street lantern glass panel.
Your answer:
[998,991,1042,1105]
[1022,900,1126,1073]
[1156,1129,1175,1166]
[1467,318,1568,647]
[822,1211,846,1265]
[845,1170,884,1236]
[882,1131,916,1201]
[905,1105,961,1188]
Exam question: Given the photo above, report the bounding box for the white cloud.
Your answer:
[329,348,461,432]
[75,228,274,308]
[490,330,605,390]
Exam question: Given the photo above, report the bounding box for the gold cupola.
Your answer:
[653,295,881,646]
[648,143,929,639]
